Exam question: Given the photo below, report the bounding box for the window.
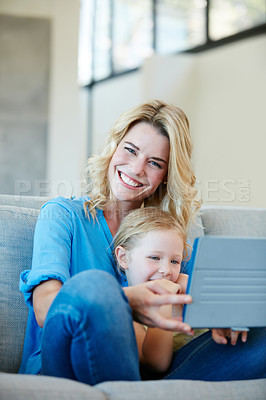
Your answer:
[156,0,206,54]
[78,0,266,85]
[209,0,266,40]
[93,0,113,81]
[113,0,154,73]
[78,0,94,85]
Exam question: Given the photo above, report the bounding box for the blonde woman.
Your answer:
[19,100,266,384]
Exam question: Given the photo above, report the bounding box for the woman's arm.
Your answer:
[33,279,63,327]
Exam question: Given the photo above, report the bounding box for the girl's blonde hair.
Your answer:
[113,207,190,270]
[84,99,200,231]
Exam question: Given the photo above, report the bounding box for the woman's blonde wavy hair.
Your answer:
[113,207,191,270]
[84,99,200,232]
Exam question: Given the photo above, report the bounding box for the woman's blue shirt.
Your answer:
[19,196,126,374]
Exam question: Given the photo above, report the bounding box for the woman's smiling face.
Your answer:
[108,122,170,205]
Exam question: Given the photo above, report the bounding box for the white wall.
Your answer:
[142,53,198,121]
[91,36,266,207]
[0,0,87,196]
[194,36,266,208]
[141,35,266,207]
[1,0,265,206]
[91,71,143,154]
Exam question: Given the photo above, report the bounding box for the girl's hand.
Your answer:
[175,273,188,294]
[212,328,248,345]
[154,279,181,294]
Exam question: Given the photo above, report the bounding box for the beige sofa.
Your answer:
[0,194,266,399]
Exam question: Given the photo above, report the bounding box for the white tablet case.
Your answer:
[183,236,266,329]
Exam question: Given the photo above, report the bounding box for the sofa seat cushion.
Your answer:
[97,378,266,400]
[0,373,266,400]
[0,373,106,400]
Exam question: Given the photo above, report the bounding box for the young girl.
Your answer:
[114,207,206,375]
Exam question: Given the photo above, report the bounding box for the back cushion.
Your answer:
[201,206,266,237]
[0,205,39,373]
[187,214,204,246]
[0,194,49,210]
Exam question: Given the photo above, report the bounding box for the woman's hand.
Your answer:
[123,280,193,335]
[212,329,248,345]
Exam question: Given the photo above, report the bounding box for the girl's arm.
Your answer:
[133,281,182,373]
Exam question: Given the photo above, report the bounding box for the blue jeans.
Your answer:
[41,270,266,384]
[165,327,266,380]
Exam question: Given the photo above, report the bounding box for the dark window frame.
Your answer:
[85,0,266,88]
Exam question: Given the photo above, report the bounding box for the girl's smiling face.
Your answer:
[108,122,169,206]
[115,229,183,286]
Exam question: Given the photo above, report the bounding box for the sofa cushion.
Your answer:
[187,213,204,246]
[0,373,265,400]
[0,194,49,210]
[0,373,106,400]
[201,205,266,237]
[0,205,39,373]
[97,378,266,400]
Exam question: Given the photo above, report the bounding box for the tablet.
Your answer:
[182,236,266,330]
